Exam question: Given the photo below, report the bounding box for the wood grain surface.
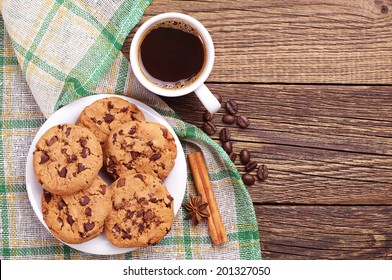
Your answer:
[123,0,392,84]
[122,0,392,259]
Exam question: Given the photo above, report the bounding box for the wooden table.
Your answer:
[122,0,392,259]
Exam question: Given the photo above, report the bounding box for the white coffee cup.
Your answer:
[130,12,221,114]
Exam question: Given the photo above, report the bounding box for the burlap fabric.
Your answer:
[0,0,261,259]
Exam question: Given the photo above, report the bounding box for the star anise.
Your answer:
[182,194,210,226]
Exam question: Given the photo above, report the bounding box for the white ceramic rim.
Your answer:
[25,94,187,255]
[130,12,214,97]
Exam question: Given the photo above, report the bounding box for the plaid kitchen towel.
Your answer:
[0,0,261,259]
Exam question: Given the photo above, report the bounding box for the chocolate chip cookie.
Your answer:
[33,124,103,195]
[104,121,177,180]
[42,176,111,244]
[104,173,174,247]
[76,97,145,145]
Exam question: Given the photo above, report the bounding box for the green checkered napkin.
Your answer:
[0,0,261,259]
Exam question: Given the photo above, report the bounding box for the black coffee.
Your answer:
[140,21,205,88]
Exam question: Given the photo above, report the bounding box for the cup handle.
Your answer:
[194,84,221,114]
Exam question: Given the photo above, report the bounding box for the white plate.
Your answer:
[25,94,187,255]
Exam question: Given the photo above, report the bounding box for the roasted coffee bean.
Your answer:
[245,161,257,172]
[213,93,222,104]
[237,114,250,128]
[219,128,231,142]
[203,121,217,135]
[242,174,255,186]
[203,111,214,121]
[222,141,233,154]
[240,149,251,165]
[229,152,237,163]
[257,164,269,181]
[222,114,236,125]
[225,100,238,115]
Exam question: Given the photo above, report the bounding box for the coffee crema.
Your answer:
[139,20,205,89]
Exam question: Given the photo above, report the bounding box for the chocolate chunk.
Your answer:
[147,140,154,146]
[112,133,117,143]
[108,101,114,109]
[381,5,388,13]
[84,222,95,231]
[46,136,58,146]
[80,138,87,147]
[203,111,214,121]
[131,151,141,159]
[257,164,269,181]
[134,174,145,181]
[80,196,90,206]
[222,114,236,124]
[126,210,134,219]
[44,191,52,203]
[229,152,237,163]
[97,120,103,125]
[245,161,257,172]
[237,114,250,128]
[77,163,86,173]
[136,210,143,217]
[137,197,146,204]
[203,121,216,135]
[150,197,158,203]
[226,100,238,115]
[120,107,128,112]
[66,154,77,163]
[99,184,106,195]
[150,153,161,161]
[113,224,121,233]
[66,215,75,225]
[39,153,50,164]
[160,127,168,139]
[81,147,90,158]
[85,207,92,216]
[168,195,174,201]
[58,200,66,210]
[242,173,255,186]
[114,200,126,210]
[117,178,126,187]
[219,128,231,142]
[119,129,124,135]
[56,217,63,226]
[124,162,133,170]
[222,141,233,154]
[128,126,136,135]
[143,210,155,221]
[65,127,71,137]
[58,167,67,178]
[61,148,67,154]
[240,149,251,165]
[122,231,132,239]
[103,114,114,123]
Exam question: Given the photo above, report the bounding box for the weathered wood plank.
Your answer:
[163,84,392,155]
[163,84,392,204]
[256,205,392,259]
[123,0,392,84]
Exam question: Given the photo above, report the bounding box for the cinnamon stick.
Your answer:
[188,151,228,245]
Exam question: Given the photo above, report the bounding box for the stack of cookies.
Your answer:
[33,97,177,248]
